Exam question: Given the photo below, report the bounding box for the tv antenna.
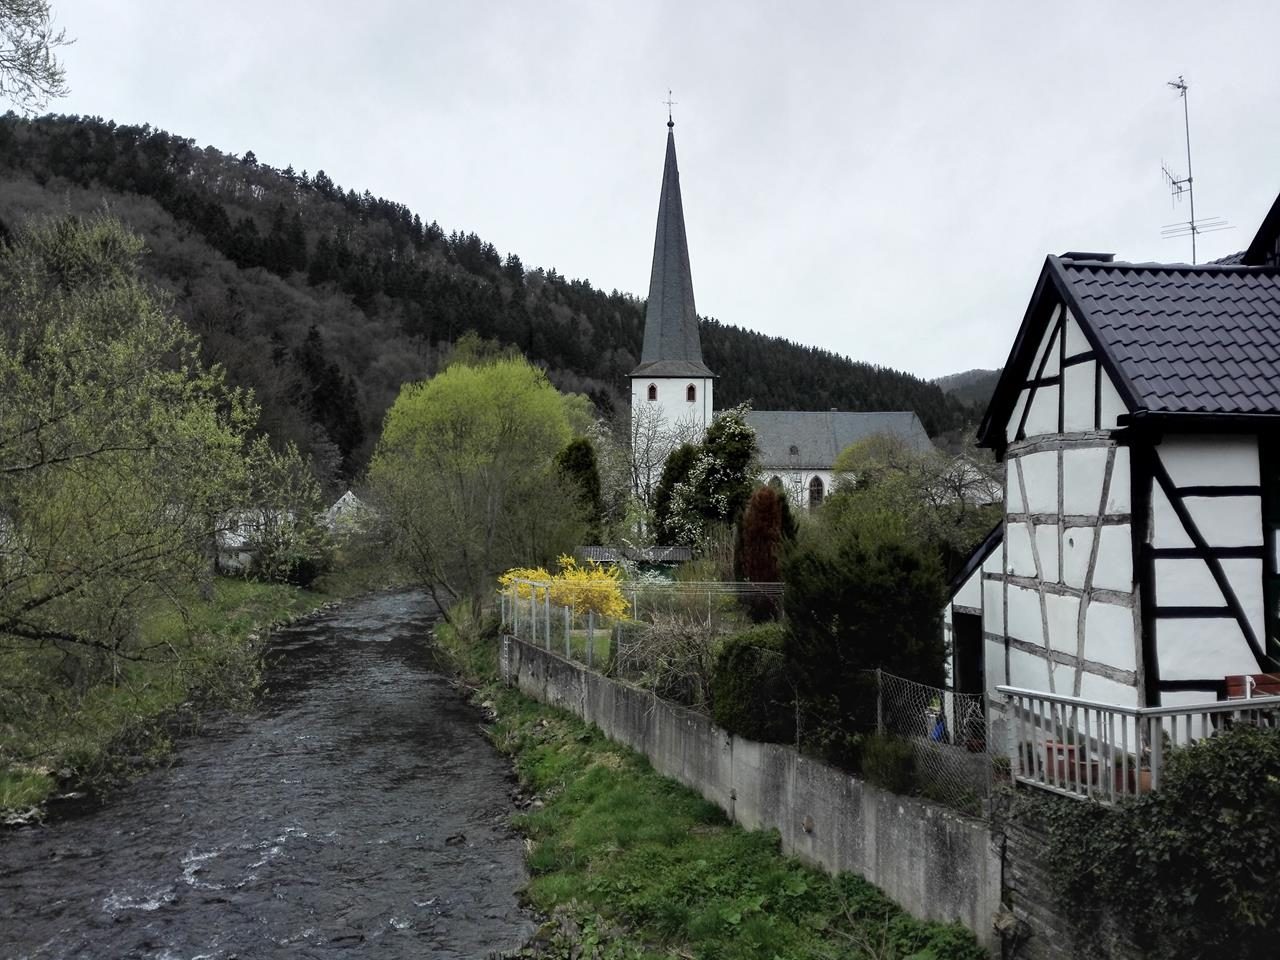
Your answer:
[1160,75,1231,263]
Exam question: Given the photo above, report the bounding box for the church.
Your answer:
[629,116,932,509]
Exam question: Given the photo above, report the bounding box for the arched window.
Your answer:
[789,444,799,456]
[686,383,697,403]
[768,475,783,489]
[647,383,657,401]
[808,475,825,509]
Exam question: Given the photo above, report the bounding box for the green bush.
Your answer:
[861,734,917,795]
[710,624,795,743]
[1038,724,1280,959]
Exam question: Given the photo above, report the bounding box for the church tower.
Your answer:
[630,116,715,437]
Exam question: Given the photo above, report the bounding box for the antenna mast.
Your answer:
[1161,75,1230,263]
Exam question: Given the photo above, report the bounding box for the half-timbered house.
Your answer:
[944,191,1280,733]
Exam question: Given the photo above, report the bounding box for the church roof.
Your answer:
[746,410,933,469]
[631,124,715,379]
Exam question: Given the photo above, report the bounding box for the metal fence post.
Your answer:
[876,668,884,736]
[564,605,570,657]
[512,582,520,637]
[544,587,551,648]
[587,610,595,669]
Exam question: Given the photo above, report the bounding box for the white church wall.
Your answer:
[630,376,714,435]
[760,469,837,511]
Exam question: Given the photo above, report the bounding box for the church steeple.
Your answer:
[631,121,714,378]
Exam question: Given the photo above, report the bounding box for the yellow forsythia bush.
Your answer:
[498,556,627,619]
[498,566,552,599]
[549,555,628,620]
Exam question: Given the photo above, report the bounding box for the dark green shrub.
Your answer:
[1039,724,1280,959]
[782,523,945,758]
[710,624,795,743]
[861,734,917,795]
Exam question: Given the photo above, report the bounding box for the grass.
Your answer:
[0,576,338,818]
[485,683,986,960]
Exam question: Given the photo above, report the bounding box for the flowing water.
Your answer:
[0,591,534,959]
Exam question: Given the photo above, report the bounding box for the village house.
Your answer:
[944,188,1280,737]
[630,117,929,510]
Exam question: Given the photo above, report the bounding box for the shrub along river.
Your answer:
[0,591,534,959]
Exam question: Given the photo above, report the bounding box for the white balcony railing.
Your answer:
[996,685,1280,802]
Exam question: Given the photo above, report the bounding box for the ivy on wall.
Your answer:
[1029,724,1280,959]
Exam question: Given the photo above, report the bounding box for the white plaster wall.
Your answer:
[1223,557,1266,647]
[1036,523,1060,582]
[1006,584,1043,646]
[1083,601,1135,672]
[954,567,982,609]
[1023,385,1059,438]
[1062,361,1095,432]
[1106,446,1131,514]
[1062,446,1108,515]
[630,376,714,435]
[1006,522,1035,577]
[1007,389,1030,446]
[1009,646,1052,692]
[1093,525,1133,592]
[1061,526,1093,588]
[1063,312,1090,355]
[1099,375,1126,428]
[985,639,1007,686]
[1159,435,1259,487]
[1077,671,1139,708]
[1153,558,1223,607]
[1183,496,1263,548]
[982,579,1004,636]
[1157,618,1261,679]
[1018,451,1058,514]
[1046,592,1079,655]
[1151,485,1195,548]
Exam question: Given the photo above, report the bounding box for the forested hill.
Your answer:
[0,113,970,480]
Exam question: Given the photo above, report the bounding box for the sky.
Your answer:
[35,0,1280,380]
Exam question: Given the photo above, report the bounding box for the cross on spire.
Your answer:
[664,89,677,128]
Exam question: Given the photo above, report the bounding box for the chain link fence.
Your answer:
[872,668,991,813]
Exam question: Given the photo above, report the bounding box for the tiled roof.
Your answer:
[1054,258,1280,415]
[745,410,933,469]
[1211,251,1246,265]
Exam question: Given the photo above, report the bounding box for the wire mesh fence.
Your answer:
[872,668,991,813]
[499,577,782,692]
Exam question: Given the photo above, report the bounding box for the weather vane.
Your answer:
[664,89,678,126]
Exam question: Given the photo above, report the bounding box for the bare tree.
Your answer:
[628,402,701,511]
[1,1,71,112]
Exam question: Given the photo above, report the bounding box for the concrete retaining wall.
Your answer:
[507,637,1003,954]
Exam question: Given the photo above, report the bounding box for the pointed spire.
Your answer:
[631,121,714,378]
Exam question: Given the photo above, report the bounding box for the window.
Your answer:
[808,475,825,509]
[789,444,799,456]
[768,475,783,489]
[686,383,696,403]
[647,383,657,402]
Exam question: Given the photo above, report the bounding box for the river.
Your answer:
[0,591,534,959]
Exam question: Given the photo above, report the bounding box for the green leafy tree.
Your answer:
[830,433,1001,577]
[666,404,758,545]
[0,215,253,663]
[650,442,697,544]
[368,355,588,615]
[241,437,332,586]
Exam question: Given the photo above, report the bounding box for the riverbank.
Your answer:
[480,681,985,960]
[0,577,351,821]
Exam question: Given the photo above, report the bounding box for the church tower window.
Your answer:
[686,384,696,403]
[647,383,657,401]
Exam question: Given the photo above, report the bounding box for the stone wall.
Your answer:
[507,636,1004,955]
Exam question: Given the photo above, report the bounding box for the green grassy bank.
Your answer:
[0,577,343,818]
[482,682,985,960]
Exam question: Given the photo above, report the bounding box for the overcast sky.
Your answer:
[39,1,1280,379]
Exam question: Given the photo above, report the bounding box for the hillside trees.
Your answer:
[0,216,255,666]
[368,355,589,614]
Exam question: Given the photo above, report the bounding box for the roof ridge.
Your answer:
[1054,255,1280,275]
